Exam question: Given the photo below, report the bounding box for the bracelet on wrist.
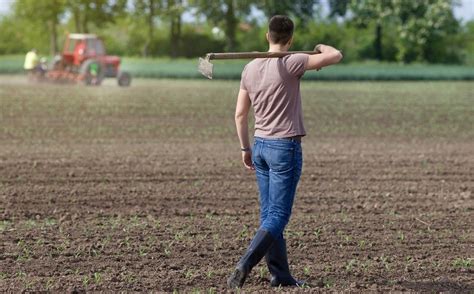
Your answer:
[241,147,251,152]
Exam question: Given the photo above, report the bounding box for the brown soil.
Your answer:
[0,78,472,292]
[1,139,472,292]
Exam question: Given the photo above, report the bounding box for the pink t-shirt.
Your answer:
[240,53,309,138]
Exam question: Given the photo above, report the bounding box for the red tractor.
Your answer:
[47,34,131,86]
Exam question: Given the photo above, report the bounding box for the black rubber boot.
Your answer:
[266,237,305,287]
[227,229,274,289]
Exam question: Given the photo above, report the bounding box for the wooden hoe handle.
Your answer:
[206,51,320,60]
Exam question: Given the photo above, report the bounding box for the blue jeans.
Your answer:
[252,137,303,239]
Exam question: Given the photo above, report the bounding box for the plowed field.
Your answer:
[1,77,472,292]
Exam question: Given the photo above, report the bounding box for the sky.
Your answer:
[0,0,473,22]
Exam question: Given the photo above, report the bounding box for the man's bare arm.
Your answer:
[306,44,343,71]
[235,88,254,170]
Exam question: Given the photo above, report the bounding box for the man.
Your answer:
[24,49,39,77]
[228,15,343,289]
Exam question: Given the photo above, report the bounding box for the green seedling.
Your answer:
[206,269,214,278]
[313,228,322,239]
[340,212,350,223]
[24,219,37,229]
[93,272,102,284]
[346,259,358,272]
[154,220,161,229]
[122,236,131,249]
[16,271,26,279]
[146,235,157,247]
[44,218,57,227]
[239,225,249,239]
[380,255,390,270]
[74,248,82,258]
[0,220,11,232]
[138,246,147,257]
[323,264,332,273]
[23,279,33,290]
[82,276,90,287]
[45,277,54,290]
[175,231,185,241]
[452,258,472,269]
[16,239,32,261]
[120,272,136,284]
[184,269,194,279]
[303,266,311,276]
[360,260,371,272]
[259,266,269,278]
[397,231,405,241]
[323,277,335,288]
[35,238,45,246]
[164,247,172,256]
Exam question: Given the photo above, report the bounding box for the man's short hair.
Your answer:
[268,15,294,45]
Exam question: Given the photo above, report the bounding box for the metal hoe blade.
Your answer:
[198,56,213,79]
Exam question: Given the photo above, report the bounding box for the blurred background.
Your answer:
[0,0,473,80]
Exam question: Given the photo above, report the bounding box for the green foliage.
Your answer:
[189,0,253,51]
[292,21,367,62]
[0,16,27,54]
[14,0,66,54]
[463,20,474,65]
[0,0,471,63]
[256,0,318,26]
[393,0,461,63]
[180,28,226,58]
[66,0,127,33]
[236,22,267,52]
[346,0,465,63]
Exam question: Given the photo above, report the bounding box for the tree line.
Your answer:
[0,0,472,64]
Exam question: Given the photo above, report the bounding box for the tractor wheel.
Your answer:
[80,59,104,86]
[117,71,131,87]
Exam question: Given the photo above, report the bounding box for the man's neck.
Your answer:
[268,44,288,52]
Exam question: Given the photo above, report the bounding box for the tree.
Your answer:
[256,0,319,26]
[339,0,460,63]
[14,0,66,55]
[0,16,28,54]
[393,0,460,62]
[328,0,349,18]
[66,0,127,34]
[349,0,394,61]
[163,0,185,58]
[191,0,252,51]
[134,0,161,56]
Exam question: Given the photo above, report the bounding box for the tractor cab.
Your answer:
[62,34,106,66]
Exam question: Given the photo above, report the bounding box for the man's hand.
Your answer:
[306,44,343,71]
[242,150,254,170]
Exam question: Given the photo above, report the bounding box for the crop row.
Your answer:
[1,55,473,80]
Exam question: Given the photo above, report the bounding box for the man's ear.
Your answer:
[287,36,294,48]
[266,32,270,43]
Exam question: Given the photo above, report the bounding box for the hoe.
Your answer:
[198,50,320,79]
